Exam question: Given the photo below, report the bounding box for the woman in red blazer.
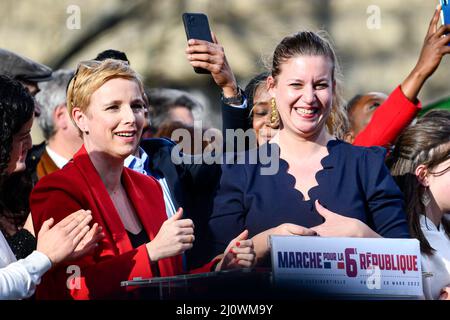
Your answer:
[30,59,255,299]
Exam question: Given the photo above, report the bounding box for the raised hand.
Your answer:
[310,200,380,238]
[415,5,450,78]
[146,208,195,262]
[401,5,450,101]
[185,32,238,97]
[216,230,256,270]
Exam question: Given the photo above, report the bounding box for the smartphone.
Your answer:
[182,13,213,74]
[440,0,450,25]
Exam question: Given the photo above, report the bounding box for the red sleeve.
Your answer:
[353,85,422,147]
[38,244,153,300]
[189,257,222,274]
[30,177,154,300]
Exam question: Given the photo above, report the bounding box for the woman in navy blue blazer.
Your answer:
[208,31,410,266]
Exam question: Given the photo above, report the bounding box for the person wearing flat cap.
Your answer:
[0,48,53,114]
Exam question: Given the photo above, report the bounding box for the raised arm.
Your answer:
[353,6,450,147]
[401,5,450,101]
[185,32,250,135]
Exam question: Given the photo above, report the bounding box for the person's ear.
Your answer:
[267,76,276,98]
[72,107,88,134]
[343,131,355,144]
[53,104,69,130]
[415,164,430,187]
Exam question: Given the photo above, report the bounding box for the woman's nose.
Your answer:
[122,105,136,124]
[301,86,315,104]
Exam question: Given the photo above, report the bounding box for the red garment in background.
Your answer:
[353,85,422,147]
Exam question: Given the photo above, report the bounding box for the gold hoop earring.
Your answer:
[270,97,279,126]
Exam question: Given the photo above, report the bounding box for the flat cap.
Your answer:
[0,48,52,82]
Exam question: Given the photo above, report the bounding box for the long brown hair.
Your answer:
[388,110,450,255]
[270,31,348,139]
[0,76,35,233]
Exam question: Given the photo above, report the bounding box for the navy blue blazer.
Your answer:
[208,140,410,258]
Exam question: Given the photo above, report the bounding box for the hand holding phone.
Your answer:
[440,0,450,25]
[184,27,239,98]
[182,13,213,74]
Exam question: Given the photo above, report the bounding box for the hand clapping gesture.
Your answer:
[37,209,104,266]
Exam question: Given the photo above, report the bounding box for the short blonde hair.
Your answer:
[66,59,147,131]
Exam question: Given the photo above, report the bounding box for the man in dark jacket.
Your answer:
[125,35,248,269]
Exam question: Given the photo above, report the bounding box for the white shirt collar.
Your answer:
[124,147,149,175]
[420,214,444,233]
[45,146,70,169]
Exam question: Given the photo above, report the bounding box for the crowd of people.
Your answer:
[0,5,449,300]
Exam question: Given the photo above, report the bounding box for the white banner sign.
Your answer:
[270,236,423,298]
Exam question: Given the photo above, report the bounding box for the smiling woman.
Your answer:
[0,75,103,300]
[208,31,410,267]
[30,59,179,299]
[72,76,145,160]
[29,59,254,299]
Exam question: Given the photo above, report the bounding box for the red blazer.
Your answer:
[353,85,422,147]
[30,146,216,299]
